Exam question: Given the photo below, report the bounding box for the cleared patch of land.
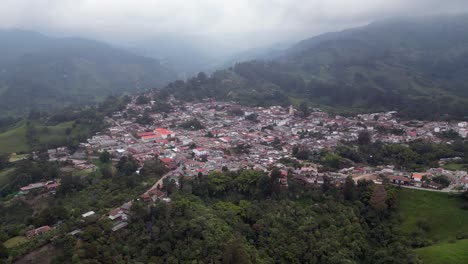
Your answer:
[0,121,92,154]
[0,124,30,153]
[398,188,468,263]
[3,236,28,248]
[415,239,468,264]
[442,163,468,171]
[9,153,29,162]
[398,188,468,242]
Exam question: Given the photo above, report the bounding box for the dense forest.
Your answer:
[37,170,419,263]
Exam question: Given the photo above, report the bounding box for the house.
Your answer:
[141,188,165,202]
[193,148,208,157]
[316,176,324,185]
[112,221,128,232]
[26,226,51,238]
[109,208,127,221]
[154,128,175,139]
[412,173,425,182]
[20,182,46,192]
[160,157,177,170]
[141,134,161,142]
[68,229,83,237]
[388,176,410,185]
[82,211,95,218]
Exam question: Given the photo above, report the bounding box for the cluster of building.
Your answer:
[79,97,467,192]
[27,97,466,234]
[18,180,60,196]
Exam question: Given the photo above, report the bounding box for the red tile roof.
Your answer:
[154,128,174,135]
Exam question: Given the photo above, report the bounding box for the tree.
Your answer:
[0,243,8,259]
[245,113,258,122]
[432,175,450,188]
[117,155,138,176]
[99,150,111,163]
[205,172,231,197]
[369,185,388,211]
[320,153,343,170]
[0,153,9,169]
[298,102,310,118]
[358,131,371,145]
[136,95,151,105]
[343,176,356,201]
[100,166,113,179]
[136,111,153,125]
[222,240,251,264]
[140,158,168,178]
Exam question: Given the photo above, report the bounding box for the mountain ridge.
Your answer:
[0,29,177,116]
[162,15,468,119]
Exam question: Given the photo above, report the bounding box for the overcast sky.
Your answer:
[1,0,468,48]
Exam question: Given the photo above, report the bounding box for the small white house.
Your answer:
[82,211,95,218]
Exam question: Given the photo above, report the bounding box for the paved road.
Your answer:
[144,168,183,194]
[398,184,461,193]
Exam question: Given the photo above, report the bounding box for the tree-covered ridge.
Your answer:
[162,16,468,120]
[0,30,176,117]
[43,169,420,263]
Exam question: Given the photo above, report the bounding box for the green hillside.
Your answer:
[0,30,176,116]
[0,123,29,153]
[398,188,468,263]
[416,239,468,264]
[0,121,93,154]
[164,15,468,119]
[398,188,468,242]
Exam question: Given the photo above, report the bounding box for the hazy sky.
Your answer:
[1,0,468,48]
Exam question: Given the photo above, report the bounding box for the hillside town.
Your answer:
[52,96,467,192]
[18,96,467,236]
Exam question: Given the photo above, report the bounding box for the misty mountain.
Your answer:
[164,15,468,119]
[276,15,468,117]
[0,30,176,116]
[122,33,296,78]
[123,34,243,78]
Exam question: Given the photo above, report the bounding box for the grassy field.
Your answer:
[398,188,468,263]
[0,123,30,153]
[36,121,91,145]
[415,239,468,264]
[3,236,28,248]
[442,163,468,171]
[0,121,91,154]
[9,153,29,162]
[398,188,468,242]
[0,168,15,188]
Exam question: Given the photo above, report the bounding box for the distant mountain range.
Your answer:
[0,30,176,116]
[164,15,468,119]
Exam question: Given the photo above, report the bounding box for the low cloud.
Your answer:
[1,0,468,47]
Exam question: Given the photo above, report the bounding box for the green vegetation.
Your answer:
[0,121,92,154]
[43,170,419,263]
[3,236,28,249]
[0,168,15,189]
[398,188,468,242]
[0,123,30,153]
[443,163,468,171]
[0,30,176,117]
[415,239,468,264]
[162,16,468,119]
[8,154,29,162]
